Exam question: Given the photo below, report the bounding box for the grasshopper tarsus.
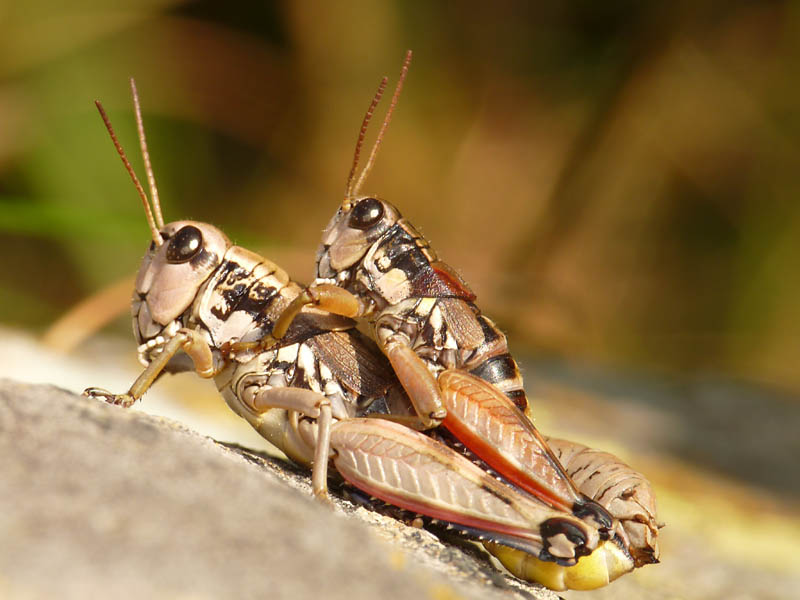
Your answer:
[83,387,136,408]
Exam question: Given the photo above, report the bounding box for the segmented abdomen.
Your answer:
[465,315,527,411]
[545,437,660,567]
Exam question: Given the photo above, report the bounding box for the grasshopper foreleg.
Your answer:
[272,284,364,340]
[84,328,214,407]
[229,284,365,355]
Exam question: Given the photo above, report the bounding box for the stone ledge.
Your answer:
[0,379,556,600]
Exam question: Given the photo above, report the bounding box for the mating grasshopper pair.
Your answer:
[84,54,659,591]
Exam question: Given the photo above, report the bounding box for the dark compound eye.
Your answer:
[165,225,203,263]
[348,197,384,230]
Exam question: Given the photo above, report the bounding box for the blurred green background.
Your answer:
[2,0,799,391]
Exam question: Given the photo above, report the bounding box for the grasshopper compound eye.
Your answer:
[348,197,384,230]
[166,225,203,263]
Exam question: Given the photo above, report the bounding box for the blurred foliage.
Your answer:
[1,0,799,390]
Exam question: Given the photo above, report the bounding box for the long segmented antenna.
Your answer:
[342,76,389,210]
[347,50,413,205]
[344,76,388,209]
[130,78,164,229]
[95,100,163,246]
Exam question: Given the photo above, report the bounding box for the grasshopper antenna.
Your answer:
[344,76,388,209]
[348,49,413,203]
[95,100,163,246]
[130,78,164,229]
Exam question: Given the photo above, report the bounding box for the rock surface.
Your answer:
[0,379,558,600]
[3,329,800,600]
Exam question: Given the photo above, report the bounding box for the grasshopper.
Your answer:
[82,80,613,578]
[259,51,661,589]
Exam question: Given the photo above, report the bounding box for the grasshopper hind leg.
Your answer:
[328,417,602,564]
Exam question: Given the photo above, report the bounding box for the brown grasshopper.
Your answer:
[82,80,613,579]
[259,51,661,589]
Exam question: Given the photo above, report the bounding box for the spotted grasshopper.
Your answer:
[259,52,661,590]
[83,80,616,585]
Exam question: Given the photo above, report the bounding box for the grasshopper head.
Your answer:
[132,220,230,345]
[316,195,402,279]
[95,85,232,354]
[319,52,412,285]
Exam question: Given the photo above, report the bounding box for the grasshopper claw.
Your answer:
[313,489,335,507]
[83,387,136,408]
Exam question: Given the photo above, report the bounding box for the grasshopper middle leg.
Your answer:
[237,385,336,501]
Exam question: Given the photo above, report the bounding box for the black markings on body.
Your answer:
[381,226,429,278]
[478,482,514,506]
[209,260,281,327]
[209,262,242,320]
[504,389,527,409]
[469,354,518,386]
[476,314,501,344]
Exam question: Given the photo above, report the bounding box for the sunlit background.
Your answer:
[1,2,799,598]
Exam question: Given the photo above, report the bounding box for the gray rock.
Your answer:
[0,379,557,600]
